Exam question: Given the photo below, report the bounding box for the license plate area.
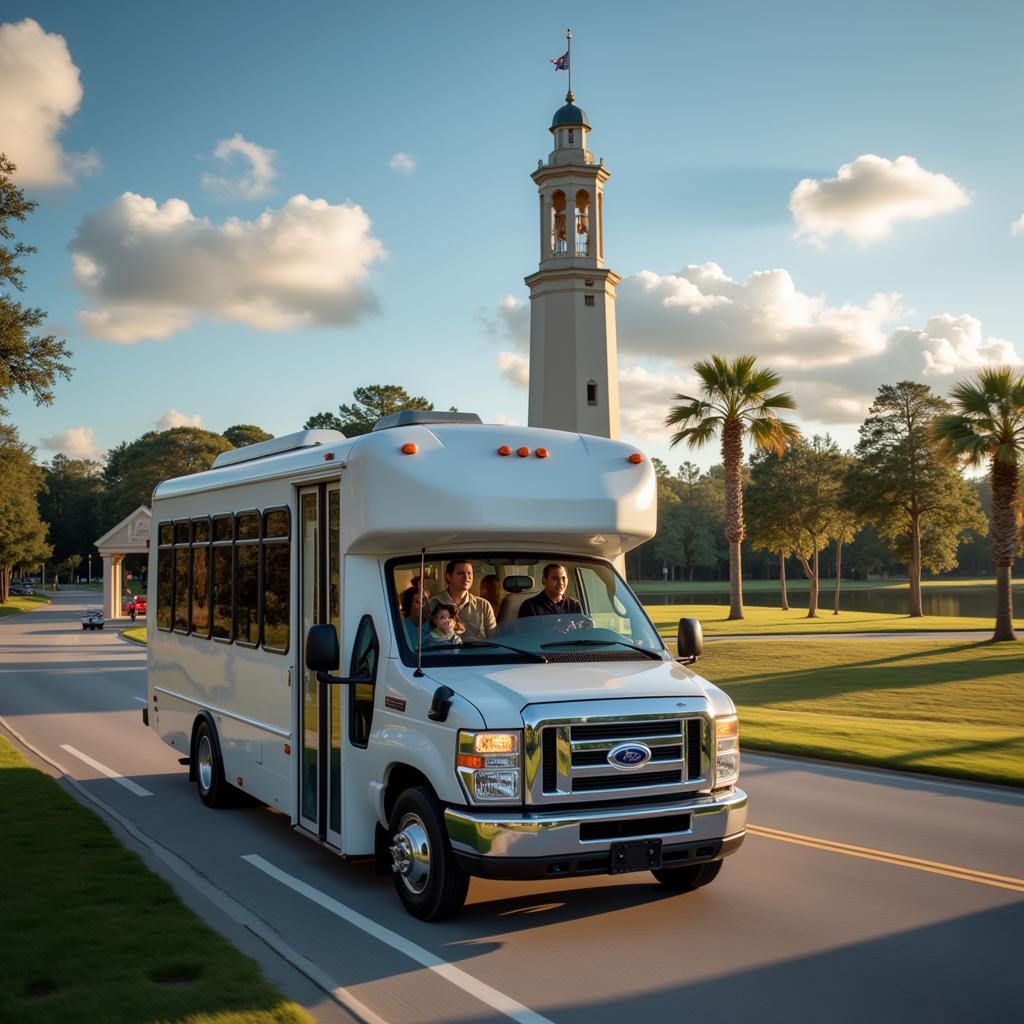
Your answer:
[609,838,662,874]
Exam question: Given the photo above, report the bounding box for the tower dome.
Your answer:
[550,97,589,130]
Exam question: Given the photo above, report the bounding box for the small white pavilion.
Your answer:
[94,505,151,619]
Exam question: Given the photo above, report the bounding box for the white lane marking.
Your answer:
[59,744,153,797]
[131,697,147,704]
[244,854,556,1024]
[0,718,389,1024]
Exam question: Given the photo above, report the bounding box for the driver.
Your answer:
[518,563,583,619]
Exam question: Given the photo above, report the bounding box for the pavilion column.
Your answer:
[102,555,123,619]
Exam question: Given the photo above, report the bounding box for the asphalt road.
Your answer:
[3,592,1023,1024]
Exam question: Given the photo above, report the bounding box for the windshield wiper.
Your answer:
[426,640,548,663]
[540,638,662,660]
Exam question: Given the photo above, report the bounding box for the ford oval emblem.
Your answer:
[607,742,652,771]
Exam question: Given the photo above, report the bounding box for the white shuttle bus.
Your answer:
[145,413,747,920]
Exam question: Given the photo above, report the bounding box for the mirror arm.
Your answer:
[315,672,373,686]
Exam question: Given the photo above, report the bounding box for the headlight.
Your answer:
[457,730,522,802]
[714,716,740,787]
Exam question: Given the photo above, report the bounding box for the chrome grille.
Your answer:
[522,698,710,806]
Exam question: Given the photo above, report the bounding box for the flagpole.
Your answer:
[567,27,573,100]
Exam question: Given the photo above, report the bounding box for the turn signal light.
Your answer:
[400,443,418,455]
[517,446,530,457]
[497,445,512,456]
[457,754,486,770]
[535,447,549,459]
[627,453,644,464]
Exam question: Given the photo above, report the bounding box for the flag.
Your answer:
[551,51,569,71]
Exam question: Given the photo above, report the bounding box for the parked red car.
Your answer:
[122,595,147,617]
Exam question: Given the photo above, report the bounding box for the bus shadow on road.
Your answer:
[532,900,1024,1023]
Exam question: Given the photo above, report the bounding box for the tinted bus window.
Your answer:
[190,545,210,636]
[235,544,259,645]
[237,512,259,540]
[262,541,289,651]
[157,548,173,630]
[212,546,232,640]
[264,509,289,539]
[173,548,189,631]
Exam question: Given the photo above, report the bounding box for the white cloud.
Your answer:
[39,426,103,459]
[491,259,1021,430]
[497,350,529,388]
[70,192,387,342]
[1011,214,1024,237]
[790,154,970,245]
[898,314,1021,376]
[492,413,520,426]
[201,134,278,200]
[0,18,99,186]
[389,152,416,174]
[619,263,901,368]
[155,409,203,430]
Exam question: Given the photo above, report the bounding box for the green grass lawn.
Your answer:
[698,637,1024,786]
[0,593,51,619]
[645,602,1022,636]
[0,735,314,1024]
[632,576,1012,593]
[123,625,148,644]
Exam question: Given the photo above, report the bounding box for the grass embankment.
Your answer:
[699,638,1024,786]
[646,602,1022,637]
[0,593,50,619]
[0,735,314,1024]
[632,576,1011,594]
[122,625,148,645]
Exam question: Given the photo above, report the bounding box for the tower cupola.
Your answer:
[548,92,593,166]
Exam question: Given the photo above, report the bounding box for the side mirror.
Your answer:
[677,617,703,664]
[305,624,340,674]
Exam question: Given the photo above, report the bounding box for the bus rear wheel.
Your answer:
[651,859,722,891]
[194,719,230,808]
[388,786,469,921]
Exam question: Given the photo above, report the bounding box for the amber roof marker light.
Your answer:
[497,445,512,456]
[400,443,418,455]
[535,447,550,459]
[627,453,644,464]
[517,446,531,457]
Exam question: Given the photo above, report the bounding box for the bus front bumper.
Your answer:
[444,787,747,880]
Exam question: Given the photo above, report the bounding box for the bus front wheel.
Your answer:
[194,718,230,808]
[388,786,469,921]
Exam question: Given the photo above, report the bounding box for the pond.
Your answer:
[637,583,1022,618]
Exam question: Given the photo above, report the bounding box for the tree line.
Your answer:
[632,355,1022,642]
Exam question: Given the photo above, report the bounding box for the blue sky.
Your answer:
[3,0,1022,468]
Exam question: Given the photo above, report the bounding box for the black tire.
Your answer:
[388,786,469,921]
[194,718,231,808]
[651,859,723,891]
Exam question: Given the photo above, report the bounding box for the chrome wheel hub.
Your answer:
[197,734,213,792]
[390,813,431,894]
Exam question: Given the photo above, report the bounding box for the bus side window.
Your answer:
[349,615,379,748]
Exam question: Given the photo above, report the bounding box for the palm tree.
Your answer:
[666,354,800,619]
[934,367,1024,642]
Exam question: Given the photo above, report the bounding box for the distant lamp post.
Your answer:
[88,554,92,585]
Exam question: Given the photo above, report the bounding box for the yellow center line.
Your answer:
[747,824,1024,894]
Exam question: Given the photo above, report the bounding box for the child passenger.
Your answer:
[427,603,463,646]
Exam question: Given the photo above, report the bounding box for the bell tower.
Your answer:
[526,86,621,438]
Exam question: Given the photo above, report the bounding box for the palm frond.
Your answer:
[669,416,723,450]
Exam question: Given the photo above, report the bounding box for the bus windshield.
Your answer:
[389,554,666,665]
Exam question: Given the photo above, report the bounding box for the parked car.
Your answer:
[123,595,147,618]
[81,610,104,630]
